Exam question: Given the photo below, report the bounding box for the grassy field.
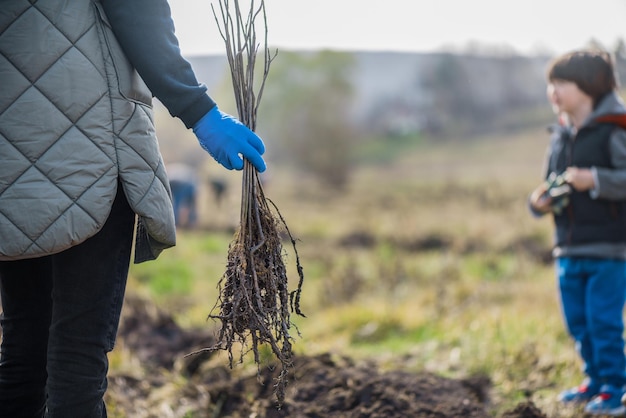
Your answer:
[121,126,589,417]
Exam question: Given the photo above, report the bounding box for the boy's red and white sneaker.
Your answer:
[558,380,600,404]
[584,384,626,416]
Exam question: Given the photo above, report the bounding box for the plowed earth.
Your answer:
[105,296,548,418]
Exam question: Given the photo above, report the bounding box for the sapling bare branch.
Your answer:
[188,0,303,405]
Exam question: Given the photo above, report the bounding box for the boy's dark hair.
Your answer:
[547,49,618,106]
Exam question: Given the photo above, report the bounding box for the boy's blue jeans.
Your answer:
[557,256,626,387]
[0,188,135,417]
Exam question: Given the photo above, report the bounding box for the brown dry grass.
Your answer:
[125,125,589,417]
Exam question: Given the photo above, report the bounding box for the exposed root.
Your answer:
[187,162,304,405]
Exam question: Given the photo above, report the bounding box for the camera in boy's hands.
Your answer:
[543,172,572,215]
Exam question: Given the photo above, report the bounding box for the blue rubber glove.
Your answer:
[193,106,266,172]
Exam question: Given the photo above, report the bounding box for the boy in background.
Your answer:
[529,50,626,416]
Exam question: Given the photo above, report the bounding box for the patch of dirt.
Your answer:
[116,295,216,373]
[500,401,548,418]
[106,295,549,418]
[199,354,492,418]
[336,231,553,266]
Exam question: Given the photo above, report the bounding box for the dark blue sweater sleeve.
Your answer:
[100,0,215,128]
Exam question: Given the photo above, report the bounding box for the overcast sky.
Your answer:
[167,0,626,57]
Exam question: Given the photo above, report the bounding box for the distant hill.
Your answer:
[188,51,548,127]
[184,51,552,134]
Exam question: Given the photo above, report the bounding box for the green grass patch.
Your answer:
[354,133,425,164]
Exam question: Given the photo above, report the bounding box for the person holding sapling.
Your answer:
[0,0,265,416]
[529,50,626,416]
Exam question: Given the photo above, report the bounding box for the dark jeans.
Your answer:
[0,188,135,417]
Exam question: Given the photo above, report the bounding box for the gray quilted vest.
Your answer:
[0,0,176,263]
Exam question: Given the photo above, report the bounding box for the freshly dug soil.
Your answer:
[106,295,548,418]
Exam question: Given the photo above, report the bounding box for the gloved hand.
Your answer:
[193,106,266,172]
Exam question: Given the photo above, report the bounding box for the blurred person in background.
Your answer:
[167,163,199,228]
[0,0,266,416]
[529,49,626,416]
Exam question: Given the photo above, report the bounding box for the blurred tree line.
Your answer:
[259,51,358,189]
[159,39,626,189]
